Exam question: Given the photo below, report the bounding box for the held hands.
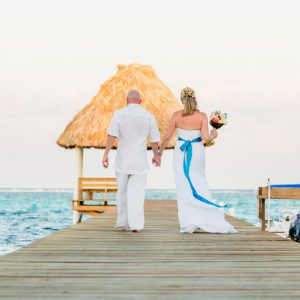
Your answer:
[152,155,161,167]
[102,154,109,168]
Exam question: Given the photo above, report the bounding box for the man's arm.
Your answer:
[103,112,120,168]
[149,115,161,167]
[102,135,116,168]
[151,142,160,166]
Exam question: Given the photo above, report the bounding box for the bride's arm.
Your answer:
[159,112,177,156]
[200,113,218,141]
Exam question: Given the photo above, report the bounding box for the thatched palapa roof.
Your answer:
[57,64,181,149]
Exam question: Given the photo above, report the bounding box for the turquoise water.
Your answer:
[1,189,300,256]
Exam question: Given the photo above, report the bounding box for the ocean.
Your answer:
[1,189,300,256]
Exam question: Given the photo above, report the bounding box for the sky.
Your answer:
[0,0,299,190]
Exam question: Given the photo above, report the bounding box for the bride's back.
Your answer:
[159,87,216,153]
[175,110,205,131]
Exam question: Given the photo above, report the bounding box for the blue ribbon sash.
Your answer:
[178,137,226,208]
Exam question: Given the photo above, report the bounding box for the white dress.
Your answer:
[173,128,237,233]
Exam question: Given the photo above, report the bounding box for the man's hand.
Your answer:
[102,135,117,168]
[152,155,161,167]
[102,154,109,168]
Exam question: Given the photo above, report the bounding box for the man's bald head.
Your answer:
[127,90,141,104]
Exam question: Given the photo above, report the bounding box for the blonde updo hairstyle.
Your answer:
[180,87,198,116]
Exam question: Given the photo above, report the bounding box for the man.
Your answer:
[102,90,161,233]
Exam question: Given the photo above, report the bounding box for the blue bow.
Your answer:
[178,137,227,208]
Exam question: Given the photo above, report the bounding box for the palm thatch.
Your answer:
[57,64,182,149]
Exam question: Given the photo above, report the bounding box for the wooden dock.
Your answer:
[1,200,300,299]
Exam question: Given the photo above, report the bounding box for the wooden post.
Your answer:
[73,147,83,224]
[267,178,271,230]
[258,187,266,231]
[261,198,265,231]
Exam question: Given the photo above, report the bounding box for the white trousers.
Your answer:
[115,171,147,230]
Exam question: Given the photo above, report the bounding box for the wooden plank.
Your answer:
[259,187,300,199]
[84,211,104,217]
[1,200,300,299]
[73,205,116,211]
[81,184,117,188]
[81,187,118,193]
[72,199,116,203]
[79,177,117,182]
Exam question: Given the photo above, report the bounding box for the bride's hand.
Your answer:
[210,129,218,139]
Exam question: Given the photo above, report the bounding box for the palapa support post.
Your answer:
[73,147,83,224]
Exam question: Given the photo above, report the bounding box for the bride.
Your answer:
[159,87,237,234]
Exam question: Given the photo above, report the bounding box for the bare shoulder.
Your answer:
[172,110,183,119]
[197,111,207,119]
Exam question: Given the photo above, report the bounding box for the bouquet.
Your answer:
[204,111,228,147]
[209,111,228,129]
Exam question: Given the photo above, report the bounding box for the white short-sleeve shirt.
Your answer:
[108,104,160,174]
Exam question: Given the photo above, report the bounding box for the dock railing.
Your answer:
[258,185,300,230]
